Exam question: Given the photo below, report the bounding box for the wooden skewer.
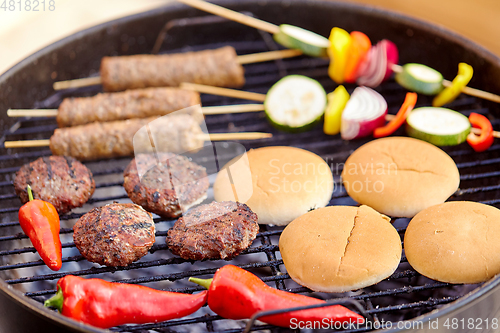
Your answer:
[53,76,102,90]
[236,49,302,65]
[201,104,265,115]
[4,132,272,149]
[52,49,302,91]
[202,132,272,141]
[180,82,267,102]
[7,104,266,118]
[176,0,280,34]
[5,139,51,148]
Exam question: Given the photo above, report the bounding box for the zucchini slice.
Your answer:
[395,63,444,95]
[273,24,330,58]
[265,75,327,132]
[406,107,471,146]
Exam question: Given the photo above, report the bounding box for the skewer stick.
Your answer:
[202,132,272,141]
[7,104,266,118]
[52,49,302,91]
[53,76,102,90]
[201,104,265,115]
[8,109,58,117]
[180,82,267,102]
[5,139,51,148]
[4,132,273,149]
[176,0,280,34]
[236,49,302,64]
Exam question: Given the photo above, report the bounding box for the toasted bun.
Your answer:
[341,137,459,218]
[279,205,401,292]
[213,146,333,225]
[404,201,500,284]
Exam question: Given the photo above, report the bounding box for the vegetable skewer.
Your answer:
[175,0,500,105]
[53,48,302,91]
[181,82,500,139]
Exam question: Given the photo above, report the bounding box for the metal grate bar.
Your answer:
[366,296,460,314]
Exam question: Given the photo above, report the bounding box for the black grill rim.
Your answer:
[1,0,500,332]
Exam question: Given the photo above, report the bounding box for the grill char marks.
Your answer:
[73,203,155,267]
[63,156,76,179]
[123,153,209,218]
[166,201,259,260]
[14,156,95,214]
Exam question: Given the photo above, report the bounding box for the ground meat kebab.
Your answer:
[100,46,245,91]
[50,113,205,160]
[57,87,202,127]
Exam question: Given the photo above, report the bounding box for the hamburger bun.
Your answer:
[279,205,401,292]
[404,201,500,284]
[213,146,333,225]
[341,137,459,218]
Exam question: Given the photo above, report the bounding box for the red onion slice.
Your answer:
[341,86,388,140]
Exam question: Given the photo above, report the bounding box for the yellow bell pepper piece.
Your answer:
[432,63,473,107]
[328,27,352,84]
[324,85,350,135]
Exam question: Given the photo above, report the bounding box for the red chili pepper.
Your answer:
[44,275,208,328]
[373,92,418,138]
[467,113,494,152]
[18,185,62,271]
[189,265,364,328]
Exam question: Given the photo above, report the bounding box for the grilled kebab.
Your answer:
[101,46,245,91]
[50,113,205,160]
[57,87,202,127]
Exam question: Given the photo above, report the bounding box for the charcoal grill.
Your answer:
[1,1,500,332]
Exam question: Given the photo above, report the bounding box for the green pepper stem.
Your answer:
[27,185,34,202]
[44,287,63,313]
[189,277,213,290]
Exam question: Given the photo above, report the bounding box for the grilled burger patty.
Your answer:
[73,203,155,267]
[123,153,209,218]
[14,156,95,214]
[166,201,259,260]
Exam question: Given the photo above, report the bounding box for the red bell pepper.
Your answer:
[344,31,372,83]
[467,113,494,152]
[44,275,208,329]
[189,265,364,328]
[373,92,417,138]
[18,185,62,271]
